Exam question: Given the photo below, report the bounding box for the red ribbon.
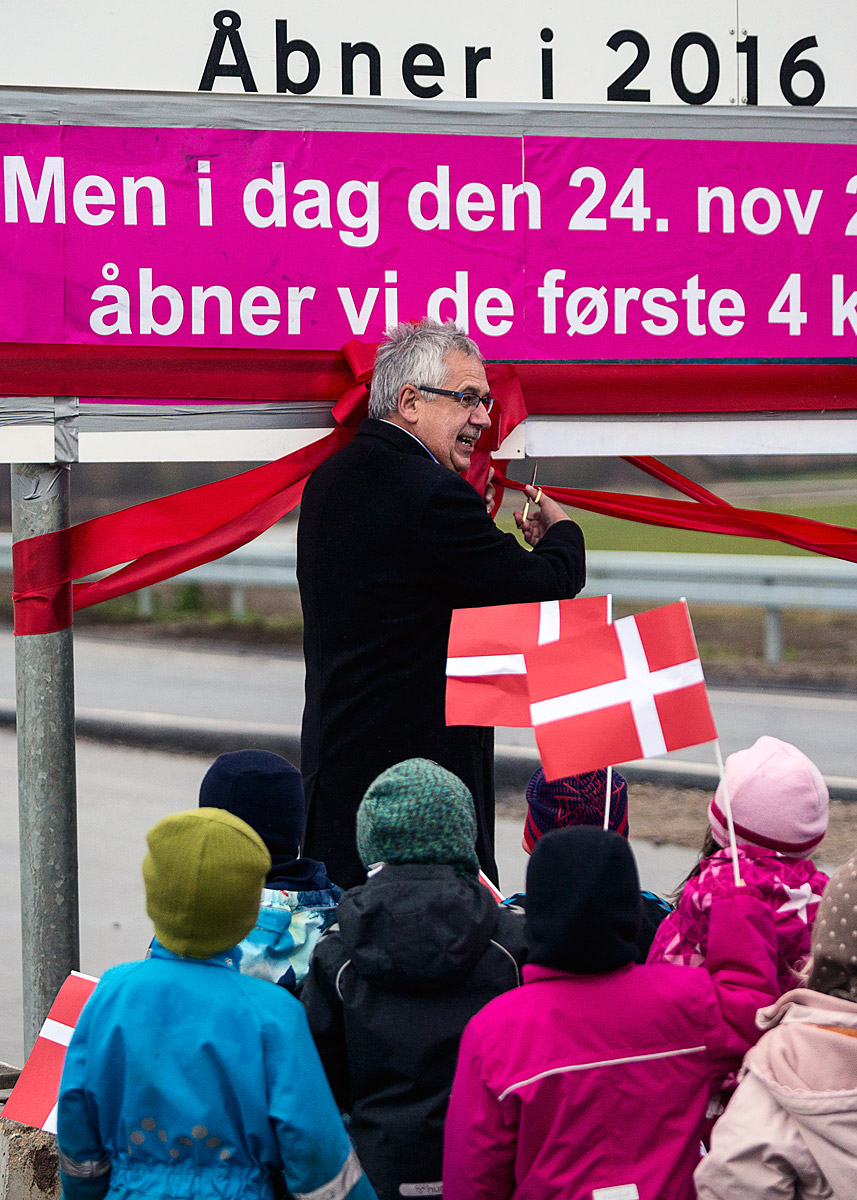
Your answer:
[619,455,728,506]
[13,342,857,636]
[12,345,528,635]
[493,470,857,564]
[12,341,376,635]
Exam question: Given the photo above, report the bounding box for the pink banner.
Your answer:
[3,124,857,360]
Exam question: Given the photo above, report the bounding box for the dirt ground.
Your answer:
[497,783,857,871]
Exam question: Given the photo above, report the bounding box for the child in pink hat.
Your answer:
[648,736,829,996]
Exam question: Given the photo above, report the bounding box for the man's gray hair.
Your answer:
[368,319,483,419]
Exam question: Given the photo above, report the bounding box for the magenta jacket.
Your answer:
[648,844,828,994]
[443,892,778,1200]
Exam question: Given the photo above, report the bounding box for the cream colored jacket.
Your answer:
[695,988,857,1199]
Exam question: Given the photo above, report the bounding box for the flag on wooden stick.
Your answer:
[446,596,610,727]
[526,601,717,780]
[3,971,98,1133]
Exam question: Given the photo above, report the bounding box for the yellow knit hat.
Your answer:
[143,808,271,958]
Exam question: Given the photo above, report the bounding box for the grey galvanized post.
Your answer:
[10,463,79,1055]
[764,605,783,664]
[230,585,247,621]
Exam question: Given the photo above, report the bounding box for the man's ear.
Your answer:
[397,383,420,426]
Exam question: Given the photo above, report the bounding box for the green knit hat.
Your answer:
[143,808,271,959]
[356,758,480,876]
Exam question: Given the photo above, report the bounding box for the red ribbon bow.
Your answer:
[12,343,379,635]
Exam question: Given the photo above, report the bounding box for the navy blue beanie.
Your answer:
[199,750,305,866]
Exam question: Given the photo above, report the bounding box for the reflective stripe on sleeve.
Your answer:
[293,1145,364,1200]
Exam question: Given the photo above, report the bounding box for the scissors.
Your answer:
[521,463,540,525]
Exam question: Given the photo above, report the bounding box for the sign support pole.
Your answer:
[11,460,79,1055]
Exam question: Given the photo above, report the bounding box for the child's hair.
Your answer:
[670,826,721,905]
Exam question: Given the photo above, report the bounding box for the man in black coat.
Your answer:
[297,319,586,887]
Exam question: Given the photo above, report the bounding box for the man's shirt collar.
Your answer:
[380,419,439,463]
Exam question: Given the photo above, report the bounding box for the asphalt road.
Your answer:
[2,631,856,777]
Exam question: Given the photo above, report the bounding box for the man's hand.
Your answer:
[514,484,570,547]
[484,466,496,516]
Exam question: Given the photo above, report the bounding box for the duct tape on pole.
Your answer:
[11,459,80,1054]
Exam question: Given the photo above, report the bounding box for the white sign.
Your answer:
[1,0,855,108]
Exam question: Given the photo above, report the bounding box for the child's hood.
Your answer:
[747,988,857,1112]
[335,863,501,989]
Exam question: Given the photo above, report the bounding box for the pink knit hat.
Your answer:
[709,735,828,856]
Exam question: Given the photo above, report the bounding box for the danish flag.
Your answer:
[525,601,717,780]
[3,971,98,1133]
[446,596,610,727]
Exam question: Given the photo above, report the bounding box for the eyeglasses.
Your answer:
[416,385,495,415]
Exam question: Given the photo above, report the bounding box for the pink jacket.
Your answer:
[648,845,828,994]
[695,989,857,1199]
[443,892,777,1200]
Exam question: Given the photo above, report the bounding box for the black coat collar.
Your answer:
[356,417,437,461]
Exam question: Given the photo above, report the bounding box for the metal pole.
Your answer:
[230,586,247,621]
[764,605,783,664]
[137,588,153,619]
[11,463,79,1055]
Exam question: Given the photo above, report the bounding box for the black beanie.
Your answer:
[199,750,305,867]
[526,826,642,974]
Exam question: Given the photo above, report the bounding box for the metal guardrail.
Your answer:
[3,534,856,662]
[585,551,857,663]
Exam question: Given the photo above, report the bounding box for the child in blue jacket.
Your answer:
[199,750,343,993]
[57,807,376,1200]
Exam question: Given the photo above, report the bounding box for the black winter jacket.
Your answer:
[301,863,527,1200]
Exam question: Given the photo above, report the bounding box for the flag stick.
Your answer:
[681,594,738,884]
[714,739,742,887]
[604,593,614,830]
